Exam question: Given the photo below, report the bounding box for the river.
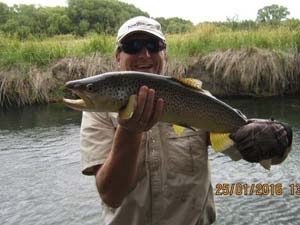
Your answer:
[0,97,299,225]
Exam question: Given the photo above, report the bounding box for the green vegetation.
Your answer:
[256,4,290,24]
[1,23,299,71]
[0,2,299,108]
[0,34,115,71]
[167,22,300,62]
[0,0,192,38]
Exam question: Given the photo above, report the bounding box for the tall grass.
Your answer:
[0,23,299,107]
[166,23,299,62]
[195,47,300,96]
[0,34,115,71]
[0,24,299,70]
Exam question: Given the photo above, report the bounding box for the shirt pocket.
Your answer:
[165,127,208,175]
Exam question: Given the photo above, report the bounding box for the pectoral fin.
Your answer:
[172,124,185,135]
[210,132,234,152]
[119,95,136,119]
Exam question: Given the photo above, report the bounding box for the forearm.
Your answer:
[95,125,143,208]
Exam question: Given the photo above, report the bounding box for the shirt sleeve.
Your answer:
[80,111,116,175]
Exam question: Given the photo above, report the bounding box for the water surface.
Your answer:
[0,98,299,225]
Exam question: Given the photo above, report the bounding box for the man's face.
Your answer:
[115,33,166,75]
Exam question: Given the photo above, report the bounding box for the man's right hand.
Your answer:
[97,86,164,207]
[118,86,164,133]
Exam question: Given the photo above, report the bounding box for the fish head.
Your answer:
[63,74,124,112]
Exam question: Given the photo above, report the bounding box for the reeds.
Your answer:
[0,23,299,108]
[0,53,117,108]
[0,68,53,107]
[197,48,300,96]
[1,24,298,70]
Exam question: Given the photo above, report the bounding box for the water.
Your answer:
[210,97,300,225]
[0,105,103,225]
[0,98,299,225]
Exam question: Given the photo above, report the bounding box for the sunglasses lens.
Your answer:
[120,39,165,54]
[145,40,158,53]
[125,40,143,54]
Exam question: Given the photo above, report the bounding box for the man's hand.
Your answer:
[230,119,293,163]
[118,86,164,133]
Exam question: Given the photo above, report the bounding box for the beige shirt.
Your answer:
[80,111,216,225]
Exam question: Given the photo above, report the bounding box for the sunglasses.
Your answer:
[118,38,166,54]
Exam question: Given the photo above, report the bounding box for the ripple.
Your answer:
[1,99,300,225]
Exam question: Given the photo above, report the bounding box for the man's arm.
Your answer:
[95,126,143,208]
[95,86,164,208]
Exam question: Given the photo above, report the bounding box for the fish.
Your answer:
[63,71,270,169]
[63,71,247,132]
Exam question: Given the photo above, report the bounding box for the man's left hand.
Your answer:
[230,119,293,163]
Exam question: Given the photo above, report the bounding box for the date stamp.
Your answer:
[215,183,300,196]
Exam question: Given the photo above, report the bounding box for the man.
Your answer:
[80,16,293,225]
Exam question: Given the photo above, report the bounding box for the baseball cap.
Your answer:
[116,16,165,44]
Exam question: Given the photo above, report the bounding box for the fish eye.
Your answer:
[86,83,95,92]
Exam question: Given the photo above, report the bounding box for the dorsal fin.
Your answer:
[173,77,215,97]
[173,77,203,90]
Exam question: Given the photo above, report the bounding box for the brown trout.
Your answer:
[62,71,274,169]
[63,71,248,132]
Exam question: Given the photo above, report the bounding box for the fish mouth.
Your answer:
[63,89,95,111]
[63,98,88,111]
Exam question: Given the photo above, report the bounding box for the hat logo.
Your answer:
[128,21,158,30]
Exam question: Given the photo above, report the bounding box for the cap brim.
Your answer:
[117,28,165,43]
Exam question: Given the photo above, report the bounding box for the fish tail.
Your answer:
[210,132,234,152]
[259,159,271,170]
[210,133,272,170]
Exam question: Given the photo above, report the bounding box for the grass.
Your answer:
[166,23,299,62]
[0,23,299,108]
[198,47,300,96]
[0,33,115,71]
[0,24,299,71]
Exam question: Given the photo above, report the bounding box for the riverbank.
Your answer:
[1,23,299,108]
[0,47,299,109]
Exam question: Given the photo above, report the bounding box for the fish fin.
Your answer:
[119,95,136,119]
[173,77,215,97]
[173,77,203,90]
[172,124,185,135]
[259,159,271,170]
[210,132,234,153]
